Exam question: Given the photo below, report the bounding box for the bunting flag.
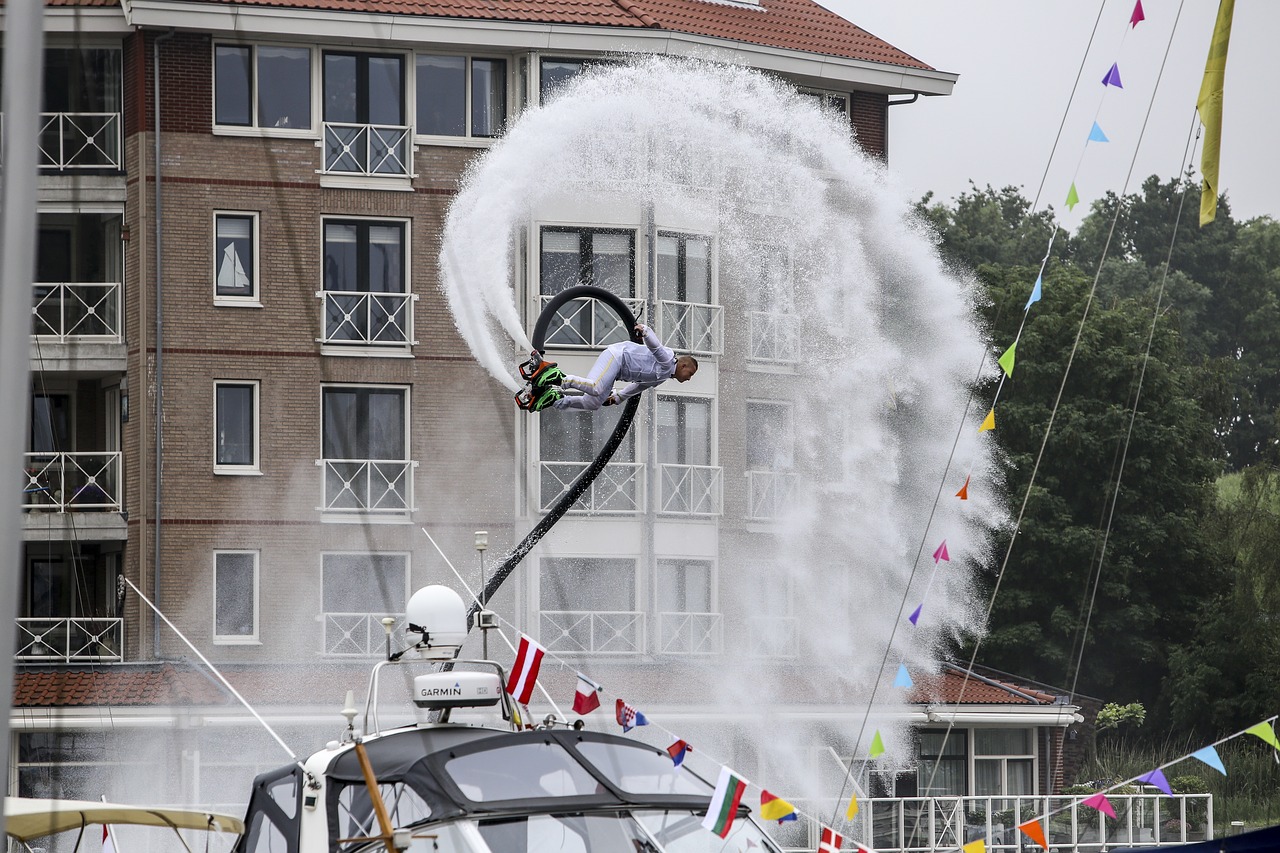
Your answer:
[908,604,922,626]
[894,663,914,688]
[667,739,691,766]
[1192,745,1227,775]
[702,767,748,838]
[616,698,649,732]
[1088,122,1110,143]
[1130,0,1145,27]
[998,341,1017,378]
[1018,819,1049,851]
[869,731,885,758]
[932,540,950,563]
[818,826,844,853]
[1082,793,1116,819]
[1197,0,1235,225]
[504,634,546,705]
[1245,721,1279,749]
[1138,768,1173,795]
[956,475,970,500]
[1066,183,1080,211]
[1101,62,1123,88]
[1024,275,1042,311]
[962,841,986,853]
[102,824,115,853]
[760,790,798,824]
[845,789,859,820]
[979,409,996,433]
[573,673,603,715]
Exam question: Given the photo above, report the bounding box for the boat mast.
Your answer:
[0,0,46,832]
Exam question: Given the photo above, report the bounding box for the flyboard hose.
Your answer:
[466,285,640,629]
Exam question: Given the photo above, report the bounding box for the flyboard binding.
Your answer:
[514,350,565,412]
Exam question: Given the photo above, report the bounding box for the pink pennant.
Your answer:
[1130,0,1145,27]
[1082,793,1116,819]
[908,604,922,626]
[932,540,950,563]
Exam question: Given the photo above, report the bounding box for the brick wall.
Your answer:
[851,91,888,160]
[125,30,212,136]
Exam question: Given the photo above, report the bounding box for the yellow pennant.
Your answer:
[845,792,859,820]
[979,409,995,433]
[962,841,986,853]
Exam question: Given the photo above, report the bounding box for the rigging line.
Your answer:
[1029,0,1108,214]
[1067,104,1201,705]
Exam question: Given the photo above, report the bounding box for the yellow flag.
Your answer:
[1197,0,1235,226]
[845,792,859,820]
[962,841,986,853]
[979,409,995,433]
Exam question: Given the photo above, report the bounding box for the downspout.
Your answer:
[642,201,657,639]
[884,93,920,166]
[152,27,174,655]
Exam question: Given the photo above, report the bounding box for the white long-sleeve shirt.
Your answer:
[613,325,676,399]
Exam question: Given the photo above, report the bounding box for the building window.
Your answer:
[215,381,258,471]
[539,57,619,101]
[539,557,641,654]
[321,553,408,655]
[416,55,506,138]
[539,408,638,513]
[214,550,258,642]
[323,51,404,126]
[215,213,257,301]
[540,227,635,348]
[745,401,792,471]
[321,220,409,345]
[656,559,711,614]
[917,730,967,797]
[658,396,711,466]
[320,386,410,514]
[974,728,1035,798]
[214,44,312,130]
[800,88,850,119]
[657,233,712,305]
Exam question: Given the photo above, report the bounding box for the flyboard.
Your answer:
[466,285,641,629]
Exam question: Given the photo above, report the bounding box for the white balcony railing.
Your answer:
[16,617,124,662]
[659,463,722,516]
[539,610,645,655]
[321,613,404,656]
[657,612,722,655]
[538,295,645,349]
[322,122,412,176]
[659,299,723,356]
[317,290,417,347]
[32,282,123,341]
[745,470,797,521]
[745,615,795,658]
[838,793,1213,853]
[23,452,122,512]
[34,112,122,169]
[318,459,415,514]
[539,461,644,514]
[749,310,800,364]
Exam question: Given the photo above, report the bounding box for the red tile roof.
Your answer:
[907,665,1063,706]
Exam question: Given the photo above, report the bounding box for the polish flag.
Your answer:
[818,826,844,853]
[573,673,602,715]
[504,635,545,705]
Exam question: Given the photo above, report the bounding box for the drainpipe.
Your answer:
[643,201,657,638]
[152,28,174,656]
[884,93,920,166]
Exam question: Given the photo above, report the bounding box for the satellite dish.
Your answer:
[404,585,467,659]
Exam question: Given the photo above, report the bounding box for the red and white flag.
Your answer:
[504,634,545,705]
[102,824,115,853]
[573,673,602,715]
[818,826,844,853]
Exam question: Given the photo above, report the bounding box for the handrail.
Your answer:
[31,282,123,341]
[15,617,124,662]
[317,289,416,346]
[322,122,412,176]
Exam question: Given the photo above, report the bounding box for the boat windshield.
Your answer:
[446,741,604,801]
[477,813,656,852]
[575,742,712,796]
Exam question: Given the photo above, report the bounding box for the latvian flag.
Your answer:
[573,673,602,715]
[818,826,844,853]
[504,634,545,705]
[615,698,648,732]
[701,766,747,838]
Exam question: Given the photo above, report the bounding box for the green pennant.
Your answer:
[1066,183,1080,211]
[998,341,1017,378]
[869,730,885,758]
[1246,721,1280,749]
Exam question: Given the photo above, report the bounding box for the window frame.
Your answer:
[654,557,715,615]
[319,551,411,615]
[213,211,261,305]
[538,555,640,615]
[744,399,794,472]
[213,549,260,644]
[538,225,637,297]
[799,86,851,121]
[321,49,407,126]
[212,42,317,138]
[319,383,411,463]
[213,380,261,475]
[656,231,714,306]
[320,217,410,295]
[656,394,715,467]
[972,728,1037,798]
[413,52,510,144]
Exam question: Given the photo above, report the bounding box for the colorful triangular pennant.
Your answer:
[979,409,996,433]
[1082,793,1116,819]
[1191,745,1227,775]
[1024,274,1042,311]
[869,731,885,758]
[894,663,914,688]
[1138,768,1172,796]
[1246,721,1279,749]
[1102,62,1123,88]
[1066,182,1080,211]
[962,840,986,853]
[998,341,1017,377]
[1130,0,1145,27]
[1088,121,1110,143]
[933,540,950,563]
[845,790,859,820]
[908,603,922,625]
[956,474,970,500]
[1018,819,1049,851]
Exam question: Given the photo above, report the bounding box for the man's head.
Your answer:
[674,355,699,382]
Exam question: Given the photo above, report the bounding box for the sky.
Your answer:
[821,1,1280,230]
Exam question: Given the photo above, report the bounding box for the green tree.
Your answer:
[915,183,1070,274]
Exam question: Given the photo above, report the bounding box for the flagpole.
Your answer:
[0,0,46,833]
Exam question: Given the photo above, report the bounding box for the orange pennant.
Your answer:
[956,475,970,500]
[1018,819,1048,851]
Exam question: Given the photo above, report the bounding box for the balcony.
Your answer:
[745,615,795,658]
[658,299,722,356]
[656,612,722,655]
[322,122,412,177]
[319,459,415,515]
[30,112,122,170]
[749,310,800,364]
[659,464,722,516]
[15,617,123,662]
[321,613,404,656]
[32,282,122,342]
[24,452,122,513]
[846,793,1212,853]
[539,610,645,655]
[539,461,644,514]
[539,295,645,349]
[745,470,797,521]
[317,290,417,347]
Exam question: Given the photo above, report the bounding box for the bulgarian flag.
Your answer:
[701,766,747,838]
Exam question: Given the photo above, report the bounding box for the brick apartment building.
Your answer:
[8,0,1089,846]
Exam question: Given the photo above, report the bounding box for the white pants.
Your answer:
[553,348,621,411]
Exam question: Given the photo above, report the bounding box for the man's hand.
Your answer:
[634,323,647,337]
[603,393,619,406]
